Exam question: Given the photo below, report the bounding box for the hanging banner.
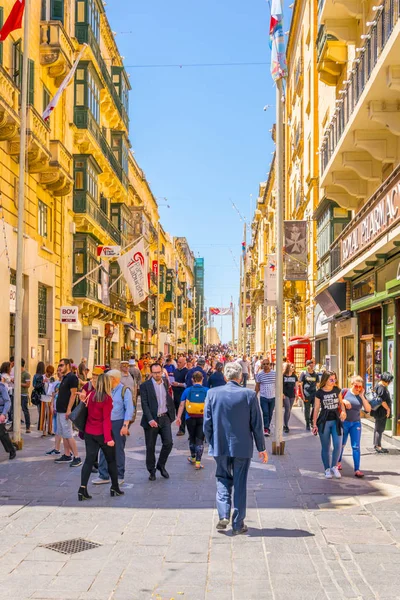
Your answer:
[264,254,277,306]
[165,269,175,303]
[209,307,233,316]
[284,221,308,281]
[152,260,158,276]
[117,239,149,305]
[97,245,121,258]
[100,260,110,306]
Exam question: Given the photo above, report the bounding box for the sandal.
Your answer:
[354,470,364,478]
[337,463,342,471]
[187,457,195,465]
[195,462,204,470]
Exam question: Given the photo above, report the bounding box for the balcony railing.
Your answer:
[110,291,127,313]
[320,0,400,174]
[73,191,121,244]
[74,107,128,188]
[75,24,129,128]
[330,241,341,276]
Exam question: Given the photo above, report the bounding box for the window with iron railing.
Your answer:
[38,284,47,338]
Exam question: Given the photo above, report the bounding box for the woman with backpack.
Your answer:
[372,372,393,454]
[312,370,346,479]
[283,363,299,433]
[32,362,46,428]
[38,365,55,436]
[176,371,208,470]
[337,376,371,477]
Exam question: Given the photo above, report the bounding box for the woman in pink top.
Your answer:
[78,374,124,501]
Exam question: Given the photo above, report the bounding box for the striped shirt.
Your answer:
[256,370,276,398]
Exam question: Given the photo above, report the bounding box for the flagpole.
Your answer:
[13,0,30,448]
[239,254,242,356]
[272,77,284,456]
[242,222,247,355]
[156,221,160,355]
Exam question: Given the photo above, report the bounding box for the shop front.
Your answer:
[335,317,357,389]
[332,166,400,434]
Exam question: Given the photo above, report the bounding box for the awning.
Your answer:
[315,282,346,318]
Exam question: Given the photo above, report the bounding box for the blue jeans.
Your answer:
[318,420,343,470]
[339,420,361,471]
[214,456,251,531]
[260,397,275,430]
[98,419,126,480]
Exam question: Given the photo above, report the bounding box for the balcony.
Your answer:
[8,106,52,172]
[0,66,19,142]
[320,0,400,204]
[73,191,121,244]
[39,140,73,196]
[75,24,128,129]
[110,291,127,314]
[73,107,129,195]
[317,26,347,86]
[40,21,75,83]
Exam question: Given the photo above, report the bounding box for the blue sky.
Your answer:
[106,1,290,342]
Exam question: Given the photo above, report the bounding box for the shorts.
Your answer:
[56,413,73,439]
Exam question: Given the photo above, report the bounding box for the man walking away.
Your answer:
[94,369,134,485]
[20,359,31,433]
[54,358,82,467]
[140,363,175,480]
[237,355,250,387]
[204,362,268,535]
[255,359,276,436]
[176,371,207,469]
[299,359,319,431]
[172,356,188,436]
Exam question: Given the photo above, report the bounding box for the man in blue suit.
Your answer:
[204,361,268,535]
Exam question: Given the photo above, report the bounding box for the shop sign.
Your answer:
[341,175,400,266]
[97,245,121,258]
[352,276,375,301]
[60,306,78,323]
[91,327,99,337]
[335,318,356,338]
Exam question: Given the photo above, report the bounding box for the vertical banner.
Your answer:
[152,260,158,276]
[100,260,110,306]
[118,239,149,305]
[165,269,174,302]
[264,254,277,306]
[284,221,308,281]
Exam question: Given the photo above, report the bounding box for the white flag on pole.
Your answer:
[118,239,149,305]
[42,44,87,121]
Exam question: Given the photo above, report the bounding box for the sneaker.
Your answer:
[337,462,342,471]
[283,426,289,433]
[306,424,310,431]
[25,430,31,434]
[331,466,341,479]
[92,477,111,485]
[232,524,248,536]
[195,462,204,470]
[264,428,270,436]
[216,518,230,530]
[54,454,73,464]
[176,431,185,437]
[69,457,82,467]
[325,468,333,479]
[46,448,60,456]
[354,470,364,478]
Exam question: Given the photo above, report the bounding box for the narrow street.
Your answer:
[1,404,400,600]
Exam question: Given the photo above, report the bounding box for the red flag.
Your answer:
[0,0,25,42]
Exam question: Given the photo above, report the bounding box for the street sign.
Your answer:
[97,245,121,258]
[60,306,79,324]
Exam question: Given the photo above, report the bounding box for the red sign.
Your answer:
[152,260,158,275]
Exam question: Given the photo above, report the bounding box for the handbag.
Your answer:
[68,401,88,432]
[366,389,382,411]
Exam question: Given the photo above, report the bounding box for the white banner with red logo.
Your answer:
[117,240,149,305]
[209,307,233,316]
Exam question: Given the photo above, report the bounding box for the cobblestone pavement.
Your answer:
[1,403,400,600]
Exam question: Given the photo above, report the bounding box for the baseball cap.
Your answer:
[120,360,129,365]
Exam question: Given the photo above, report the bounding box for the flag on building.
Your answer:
[118,239,149,305]
[269,0,288,81]
[0,0,25,41]
[209,307,233,316]
[42,44,87,121]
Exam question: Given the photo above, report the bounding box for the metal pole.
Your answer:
[242,223,247,355]
[273,78,285,455]
[186,293,189,354]
[156,221,160,355]
[174,270,178,356]
[231,301,235,354]
[13,0,30,448]
[193,286,196,352]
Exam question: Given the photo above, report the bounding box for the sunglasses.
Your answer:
[328,377,336,382]
[353,384,362,388]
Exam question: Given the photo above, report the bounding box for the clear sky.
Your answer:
[106,1,290,342]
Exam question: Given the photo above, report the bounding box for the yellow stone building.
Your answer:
[0,0,196,372]
[315,0,400,432]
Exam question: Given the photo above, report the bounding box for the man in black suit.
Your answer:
[140,363,175,481]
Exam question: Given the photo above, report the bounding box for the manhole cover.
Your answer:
[40,538,102,555]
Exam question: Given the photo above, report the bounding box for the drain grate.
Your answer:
[40,538,102,555]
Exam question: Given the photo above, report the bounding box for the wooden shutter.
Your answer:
[50,0,64,21]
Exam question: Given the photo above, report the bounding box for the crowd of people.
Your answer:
[0,349,394,534]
